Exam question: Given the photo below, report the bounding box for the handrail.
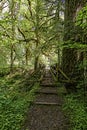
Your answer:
[50,67,71,81]
[50,68,58,82]
[50,67,76,83]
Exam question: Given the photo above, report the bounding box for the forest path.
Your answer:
[22,69,69,130]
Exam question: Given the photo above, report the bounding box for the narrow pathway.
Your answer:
[22,69,69,130]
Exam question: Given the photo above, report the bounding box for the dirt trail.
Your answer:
[22,69,69,130]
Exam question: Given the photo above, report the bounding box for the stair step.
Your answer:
[35,91,58,94]
[35,87,58,94]
[41,84,57,87]
[34,93,63,105]
[33,101,61,106]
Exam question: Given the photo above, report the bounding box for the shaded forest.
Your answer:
[0,0,87,130]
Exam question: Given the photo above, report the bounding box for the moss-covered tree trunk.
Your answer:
[34,0,40,71]
[10,0,15,73]
[62,0,77,76]
[62,0,86,92]
[25,47,28,66]
[62,0,87,92]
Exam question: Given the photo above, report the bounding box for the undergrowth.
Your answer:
[63,93,87,130]
[0,72,40,130]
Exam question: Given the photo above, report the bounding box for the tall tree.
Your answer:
[62,0,87,91]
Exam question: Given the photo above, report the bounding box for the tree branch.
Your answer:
[27,0,32,16]
[18,27,26,39]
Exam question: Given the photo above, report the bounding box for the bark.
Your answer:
[62,0,77,77]
[62,0,86,92]
[34,56,39,71]
[10,1,15,72]
[62,0,80,92]
[10,44,14,72]
[34,0,40,71]
[25,47,28,66]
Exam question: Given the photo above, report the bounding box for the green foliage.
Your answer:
[0,0,64,68]
[0,68,10,77]
[63,94,87,130]
[0,74,40,130]
[76,5,87,29]
[76,5,87,43]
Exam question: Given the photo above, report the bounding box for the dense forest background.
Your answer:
[0,0,87,130]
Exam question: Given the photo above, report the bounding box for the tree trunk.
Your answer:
[10,44,14,72]
[34,0,40,71]
[10,0,15,73]
[25,47,28,66]
[62,0,86,92]
[62,0,79,92]
[34,56,39,71]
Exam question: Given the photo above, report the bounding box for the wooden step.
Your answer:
[41,84,57,87]
[34,93,63,105]
[35,91,58,95]
[33,101,61,106]
[35,87,58,94]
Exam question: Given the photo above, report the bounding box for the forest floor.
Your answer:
[22,70,69,130]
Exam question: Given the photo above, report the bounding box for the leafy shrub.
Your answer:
[63,94,87,130]
[0,76,39,130]
[0,68,10,77]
